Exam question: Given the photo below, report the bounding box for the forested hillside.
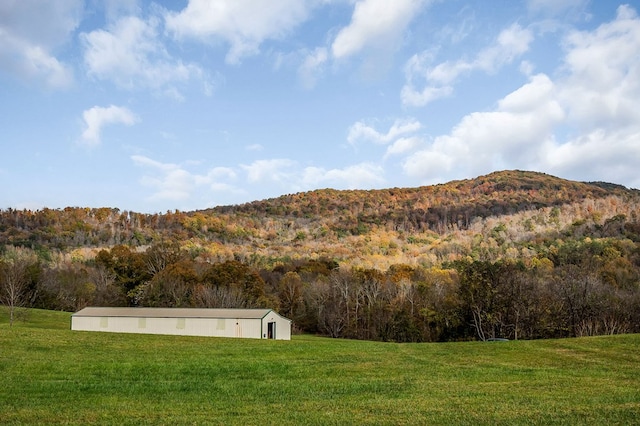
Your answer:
[2,170,640,341]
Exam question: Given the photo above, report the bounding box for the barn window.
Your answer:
[217,319,226,330]
[138,318,146,329]
[100,317,108,328]
[176,318,185,329]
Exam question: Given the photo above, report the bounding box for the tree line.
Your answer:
[2,171,640,339]
[2,236,639,342]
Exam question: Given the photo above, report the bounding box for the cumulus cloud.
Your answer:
[165,0,316,64]
[80,105,139,146]
[302,163,386,189]
[296,0,428,87]
[241,159,297,184]
[384,136,424,159]
[544,129,640,178]
[546,4,640,186]
[240,158,387,193]
[347,118,422,145]
[132,155,240,202]
[0,0,81,88]
[400,5,640,189]
[559,4,640,130]
[81,15,206,96]
[402,23,534,106]
[347,118,426,160]
[331,0,426,59]
[403,73,564,180]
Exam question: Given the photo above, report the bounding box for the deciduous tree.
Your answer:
[0,248,38,326]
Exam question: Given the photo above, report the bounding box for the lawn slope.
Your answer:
[1,309,639,425]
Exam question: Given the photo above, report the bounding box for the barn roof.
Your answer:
[73,307,282,320]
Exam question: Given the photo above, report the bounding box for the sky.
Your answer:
[2,0,640,213]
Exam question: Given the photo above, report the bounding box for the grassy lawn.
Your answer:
[1,308,639,425]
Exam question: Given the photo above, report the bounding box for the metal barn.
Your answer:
[71,307,292,340]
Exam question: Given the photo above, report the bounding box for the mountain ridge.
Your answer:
[2,170,638,261]
[208,170,637,234]
[213,170,635,212]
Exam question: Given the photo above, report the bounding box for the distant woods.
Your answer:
[1,240,639,341]
[1,171,640,340]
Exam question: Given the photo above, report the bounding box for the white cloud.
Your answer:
[402,73,564,180]
[545,129,631,170]
[302,163,386,189]
[140,168,193,201]
[300,0,427,87]
[347,117,426,161]
[400,80,453,108]
[331,0,426,59]
[402,23,534,106]
[477,23,534,71]
[80,105,139,146]
[165,0,316,64]
[298,47,328,89]
[195,167,238,187]
[131,154,175,171]
[132,155,240,202]
[240,158,386,192]
[81,15,205,94]
[0,1,81,88]
[402,150,454,179]
[542,128,640,189]
[560,4,640,130]
[543,4,640,186]
[400,5,640,189]
[0,36,74,89]
[241,159,297,183]
[348,118,422,145]
[384,136,424,159]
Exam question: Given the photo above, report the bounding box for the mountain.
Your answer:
[212,169,637,233]
[1,170,639,268]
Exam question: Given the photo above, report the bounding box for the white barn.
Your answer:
[71,307,292,340]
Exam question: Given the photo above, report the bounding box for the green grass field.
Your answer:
[1,308,639,425]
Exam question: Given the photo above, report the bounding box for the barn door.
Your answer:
[267,322,276,339]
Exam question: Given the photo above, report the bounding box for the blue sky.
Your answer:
[2,0,640,213]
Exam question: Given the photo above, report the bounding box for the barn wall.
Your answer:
[71,316,265,339]
[261,312,292,340]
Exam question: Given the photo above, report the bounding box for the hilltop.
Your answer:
[216,170,627,222]
[213,169,637,235]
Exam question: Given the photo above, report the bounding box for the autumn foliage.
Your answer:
[2,170,640,341]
